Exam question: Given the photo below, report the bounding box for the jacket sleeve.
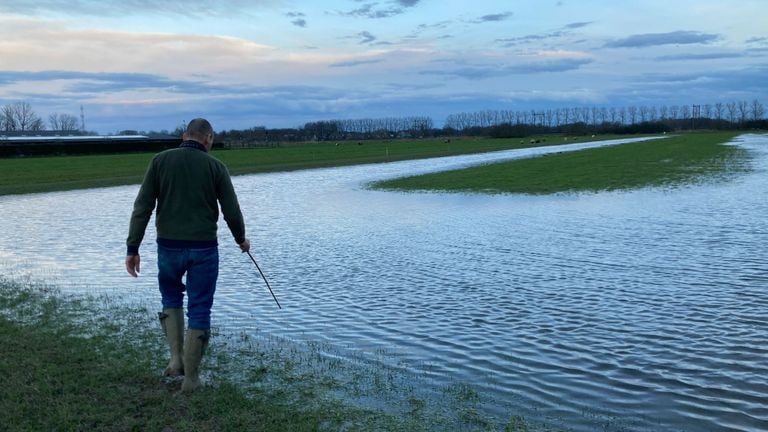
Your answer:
[126,159,158,254]
[216,166,246,244]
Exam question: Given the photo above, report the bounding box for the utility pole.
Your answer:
[80,105,86,132]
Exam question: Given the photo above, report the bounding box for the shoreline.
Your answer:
[0,134,632,196]
[370,132,752,194]
[0,279,532,431]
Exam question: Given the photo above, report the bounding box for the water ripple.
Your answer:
[1,135,767,431]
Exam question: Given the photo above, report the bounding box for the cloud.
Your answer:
[565,21,592,29]
[357,31,377,44]
[655,52,744,61]
[340,29,392,45]
[611,65,768,107]
[495,22,591,47]
[472,12,514,23]
[420,57,593,80]
[407,20,453,38]
[339,0,420,19]
[0,70,224,94]
[90,83,383,132]
[0,19,274,77]
[638,65,768,87]
[605,31,720,48]
[342,3,401,19]
[329,59,384,68]
[497,34,551,46]
[286,12,307,26]
[0,0,268,18]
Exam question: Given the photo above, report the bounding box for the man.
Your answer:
[126,118,250,392]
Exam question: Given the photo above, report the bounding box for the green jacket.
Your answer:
[126,141,246,254]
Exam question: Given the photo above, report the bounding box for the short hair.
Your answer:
[185,118,213,138]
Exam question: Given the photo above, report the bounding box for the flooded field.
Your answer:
[1,135,766,431]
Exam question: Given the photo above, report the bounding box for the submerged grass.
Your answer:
[0,279,536,431]
[0,135,611,196]
[371,132,752,194]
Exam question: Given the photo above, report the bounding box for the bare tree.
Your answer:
[49,113,81,131]
[599,107,608,125]
[751,99,765,120]
[658,105,668,120]
[627,106,638,124]
[639,105,650,122]
[737,100,749,124]
[618,107,627,124]
[649,106,658,122]
[714,102,724,121]
[579,107,590,124]
[29,117,45,131]
[5,101,44,131]
[1,104,16,132]
[669,105,680,120]
[569,107,580,124]
[15,102,38,131]
[726,102,737,123]
[680,105,691,121]
[545,109,554,127]
[590,106,600,128]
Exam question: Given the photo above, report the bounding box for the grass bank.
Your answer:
[0,280,534,431]
[371,132,752,194]
[0,136,613,196]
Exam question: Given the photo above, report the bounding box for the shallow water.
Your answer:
[1,135,767,431]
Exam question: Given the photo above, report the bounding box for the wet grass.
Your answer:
[371,132,752,194]
[0,135,612,196]
[0,279,537,431]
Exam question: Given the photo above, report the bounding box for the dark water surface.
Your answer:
[1,135,766,431]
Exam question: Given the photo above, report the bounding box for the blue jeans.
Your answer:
[157,244,219,330]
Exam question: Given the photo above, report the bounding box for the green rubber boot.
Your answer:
[158,309,185,377]
[181,329,210,393]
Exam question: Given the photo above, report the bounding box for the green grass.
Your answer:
[371,132,752,194]
[0,136,606,196]
[0,280,535,431]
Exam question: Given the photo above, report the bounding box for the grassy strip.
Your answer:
[0,136,616,196]
[371,132,751,194]
[0,280,533,431]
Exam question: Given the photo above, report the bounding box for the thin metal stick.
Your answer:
[246,251,282,309]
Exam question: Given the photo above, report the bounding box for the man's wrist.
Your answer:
[127,245,140,256]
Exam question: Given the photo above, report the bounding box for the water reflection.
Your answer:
[1,135,767,431]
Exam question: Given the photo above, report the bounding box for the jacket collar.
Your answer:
[180,140,208,152]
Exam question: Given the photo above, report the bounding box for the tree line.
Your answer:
[218,116,434,146]
[1,101,81,133]
[218,100,765,145]
[444,100,766,136]
[2,99,765,144]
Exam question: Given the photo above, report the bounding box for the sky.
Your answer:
[0,0,766,133]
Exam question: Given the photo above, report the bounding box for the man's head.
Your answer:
[183,118,214,151]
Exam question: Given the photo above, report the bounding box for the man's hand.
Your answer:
[239,238,251,253]
[126,255,141,277]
